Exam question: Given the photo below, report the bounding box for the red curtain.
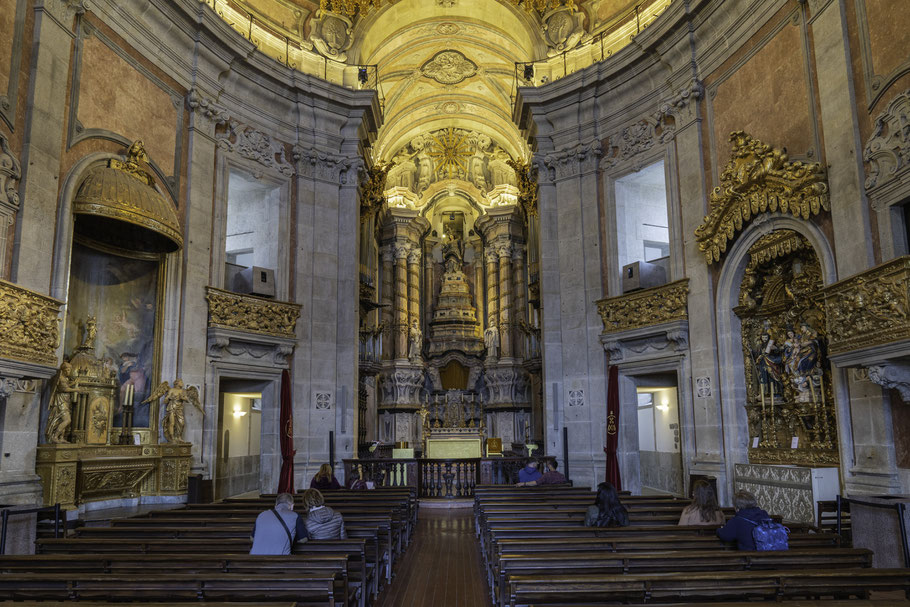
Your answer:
[604,365,622,491]
[277,369,295,494]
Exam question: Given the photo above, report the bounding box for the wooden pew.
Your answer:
[507,568,910,606]
[0,572,339,606]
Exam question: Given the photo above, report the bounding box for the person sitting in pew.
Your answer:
[584,482,629,527]
[716,489,771,550]
[347,465,375,490]
[310,463,342,491]
[678,480,725,526]
[303,488,347,539]
[516,460,567,486]
[250,492,308,555]
[517,459,542,484]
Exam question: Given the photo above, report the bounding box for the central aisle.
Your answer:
[378,508,491,607]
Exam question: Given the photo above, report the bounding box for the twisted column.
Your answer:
[394,241,410,359]
[485,247,500,338]
[498,242,513,358]
[380,246,394,359]
[407,248,422,357]
[512,245,527,358]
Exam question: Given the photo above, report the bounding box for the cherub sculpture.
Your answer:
[144,379,204,443]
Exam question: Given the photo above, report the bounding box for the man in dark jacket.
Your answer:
[250,493,308,555]
[717,490,771,550]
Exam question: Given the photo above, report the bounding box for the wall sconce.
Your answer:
[233,404,248,418]
[656,399,669,413]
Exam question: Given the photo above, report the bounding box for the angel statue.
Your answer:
[144,379,204,443]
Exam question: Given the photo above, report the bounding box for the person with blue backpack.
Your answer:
[717,490,789,551]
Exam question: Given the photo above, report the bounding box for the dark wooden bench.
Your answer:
[497,547,873,607]
[508,568,910,606]
[0,571,339,606]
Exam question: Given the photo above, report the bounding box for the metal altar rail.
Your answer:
[343,456,557,498]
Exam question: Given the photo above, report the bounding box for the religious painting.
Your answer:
[65,241,160,429]
[734,230,837,466]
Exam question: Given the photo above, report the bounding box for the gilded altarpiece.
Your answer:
[735,230,838,466]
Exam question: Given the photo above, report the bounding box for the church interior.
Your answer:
[1,0,910,603]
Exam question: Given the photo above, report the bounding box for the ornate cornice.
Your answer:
[656,78,704,125]
[205,287,301,339]
[695,132,830,264]
[864,88,910,194]
[823,256,910,357]
[0,280,63,367]
[596,279,688,334]
[186,88,229,125]
[542,140,602,181]
[295,146,356,184]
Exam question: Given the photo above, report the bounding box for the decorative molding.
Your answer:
[823,256,910,357]
[656,78,705,125]
[216,121,294,177]
[205,287,301,339]
[867,363,910,403]
[695,376,712,399]
[0,280,63,367]
[206,327,295,367]
[695,132,829,264]
[863,88,910,195]
[596,279,688,334]
[309,11,354,62]
[185,87,229,125]
[567,388,584,407]
[0,131,22,214]
[295,146,355,184]
[378,367,425,407]
[543,140,602,181]
[420,50,477,85]
[314,391,334,410]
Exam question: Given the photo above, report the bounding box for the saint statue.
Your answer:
[144,379,204,443]
[751,327,783,397]
[45,361,77,444]
[80,316,97,350]
[484,319,499,359]
[408,319,422,361]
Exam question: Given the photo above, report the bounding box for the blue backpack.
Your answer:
[746,517,789,551]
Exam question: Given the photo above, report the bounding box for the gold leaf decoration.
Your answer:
[596,279,688,334]
[205,287,301,339]
[823,256,910,356]
[695,132,829,264]
[0,279,63,366]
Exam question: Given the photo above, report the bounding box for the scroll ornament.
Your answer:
[695,132,830,264]
[596,279,688,334]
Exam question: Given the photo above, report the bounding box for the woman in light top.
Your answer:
[678,480,725,526]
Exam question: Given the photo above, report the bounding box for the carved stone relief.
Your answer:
[309,11,354,62]
[863,88,910,195]
[216,121,294,177]
[542,7,584,57]
[420,50,478,85]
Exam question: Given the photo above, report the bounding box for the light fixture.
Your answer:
[656,399,669,413]
[358,67,369,85]
[523,63,534,81]
[233,404,248,418]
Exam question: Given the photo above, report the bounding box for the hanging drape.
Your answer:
[604,365,622,491]
[277,369,295,494]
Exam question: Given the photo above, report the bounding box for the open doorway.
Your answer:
[215,379,267,500]
[635,374,682,495]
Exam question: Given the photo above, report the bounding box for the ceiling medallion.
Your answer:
[427,128,473,179]
[420,50,478,85]
[436,22,460,35]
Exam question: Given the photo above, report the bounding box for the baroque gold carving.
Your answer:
[596,279,688,334]
[361,162,390,220]
[205,287,301,338]
[0,279,63,366]
[508,159,539,218]
[144,379,203,444]
[823,256,910,356]
[695,132,830,264]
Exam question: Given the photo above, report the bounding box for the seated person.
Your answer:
[249,492,308,555]
[716,489,770,550]
[517,460,567,486]
[310,463,342,491]
[584,481,629,527]
[678,480,725,526]
[517,459,542,484]
[303,488,347,539]
[347,466,375,491]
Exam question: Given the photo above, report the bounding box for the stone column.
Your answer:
[498,242,513,359]
[485,247,500,337]
[512,245,527,358]
[380,246,394,360]
[394,241,410,359]
[474,256,485,333]
[424,254,435,332]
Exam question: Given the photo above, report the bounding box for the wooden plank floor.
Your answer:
[377,508,491,607]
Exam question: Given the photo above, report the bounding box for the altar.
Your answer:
[426,427,483,459]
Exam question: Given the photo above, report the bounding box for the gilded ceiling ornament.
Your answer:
[596,279,688,334]
[427,128,473,179]
[360,162,390,220]
[420,50,478,85]
[542,6,584,56]
[436,22,460,35]
[0,279,63,367]
[694,132,830,264]
[205,287,301,339]
[823,256,910,357]
[507,0,573,15]
[318,0,379,19]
